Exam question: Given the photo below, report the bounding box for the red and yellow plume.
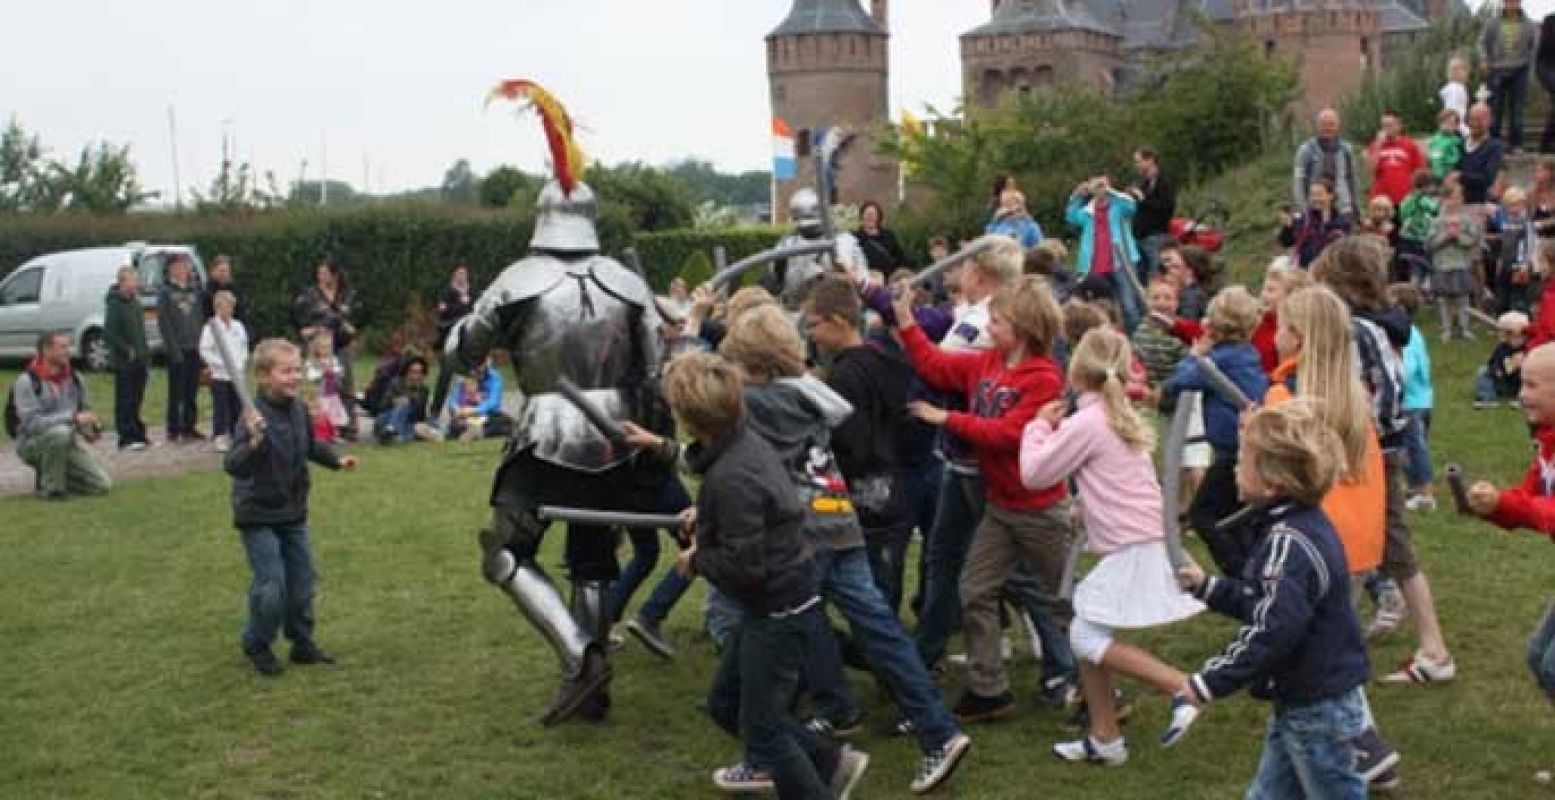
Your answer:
[486,79,586,196]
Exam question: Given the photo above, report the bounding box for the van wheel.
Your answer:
[81,330,111,372]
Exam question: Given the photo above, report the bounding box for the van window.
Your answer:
[0,266,44,305]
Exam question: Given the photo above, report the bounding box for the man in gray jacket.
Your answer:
[11,331,111,500]
[1292,108,1361,219]
[158,254,205,441]
[1482,0,1538,151]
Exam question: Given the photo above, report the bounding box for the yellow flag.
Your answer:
[900,108,924,138]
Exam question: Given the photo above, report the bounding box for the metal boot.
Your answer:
[492,561,612,726]
[571,580,614,722]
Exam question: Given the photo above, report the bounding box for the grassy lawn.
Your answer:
[4,321,1554,799]
[0,356,382,447]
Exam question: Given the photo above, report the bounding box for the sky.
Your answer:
[0,1,1542,202]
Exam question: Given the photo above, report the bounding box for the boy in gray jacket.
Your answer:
[158,254,205,441]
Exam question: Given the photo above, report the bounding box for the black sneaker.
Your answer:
[953,690,1017,724]
[625,614,674,660]
[245,645,284,676]
[1351,728,1401,783]
[290,643,336,665]
[539,647,613,727]
[1371,767,1401,792]
[804,712,865,739]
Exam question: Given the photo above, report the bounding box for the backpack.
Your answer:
[5,371,84,439]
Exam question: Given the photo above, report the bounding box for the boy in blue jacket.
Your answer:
[1176,401,1370,800]
[1162,286,1269,576]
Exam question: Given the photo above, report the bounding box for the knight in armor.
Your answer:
[447,82,660,726]
[764,188,868,312]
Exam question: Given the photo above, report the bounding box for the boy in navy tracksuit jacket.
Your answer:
[1177,402,1370,800]
[1161,287,1269,575]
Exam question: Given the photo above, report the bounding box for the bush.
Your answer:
[1340,11,1485,141]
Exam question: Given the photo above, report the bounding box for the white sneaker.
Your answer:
[1404,494,1437,512]
[213,435,230,453]
[1160,695,1201,747]
[1053,735,1128,766]
[126,441,148,452]
[946,637,1012,667]
[413,422,444,442]
[1380,651,1457,685]
[829,746,870,800]
[711,762,773,794]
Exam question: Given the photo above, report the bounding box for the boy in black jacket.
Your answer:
[225,339,359,676]
[1176,402,1369,800]
[664,352,869,800]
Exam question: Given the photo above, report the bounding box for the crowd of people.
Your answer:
[12,49,1555,800]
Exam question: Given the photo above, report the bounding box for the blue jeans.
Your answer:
[903,459,944,618]
[239,522,317,653]
[1109,269,1142,334]
[1246,688,1368,800]
[1475,366,1518,402]
[604,475,693,622]
[706,585,743,653]
[1401,410,1433,489]
[706,607,842,800]
[375,404,416,443]
[864,525,912,618]
[1530,602,1555,699]
[1490,66,1530,149]
[812,546,960,752]
[914,471,1078,686]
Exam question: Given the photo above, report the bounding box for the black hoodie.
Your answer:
[825,344,913,532]
[224,392,343,527]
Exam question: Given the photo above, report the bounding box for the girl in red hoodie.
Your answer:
[1526,240,1555,351]
[892,275,1075,723]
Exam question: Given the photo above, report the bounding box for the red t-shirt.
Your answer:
[1091,196,1115,275]
[1367,136,1426,206]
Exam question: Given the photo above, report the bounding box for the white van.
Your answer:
[0,243,207,370]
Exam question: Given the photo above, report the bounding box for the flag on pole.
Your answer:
[772,117,796,181]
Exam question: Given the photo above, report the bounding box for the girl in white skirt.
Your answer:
[1020,327,1205,766]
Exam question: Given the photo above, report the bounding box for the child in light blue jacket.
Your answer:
[1388,284,1435,511]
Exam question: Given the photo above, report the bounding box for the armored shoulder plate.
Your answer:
[483,255,571,306]
[588,256,653,309]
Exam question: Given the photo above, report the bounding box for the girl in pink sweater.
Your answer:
[1020,327,1204,766]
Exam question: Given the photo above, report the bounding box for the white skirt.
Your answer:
[1074,540,1205,629]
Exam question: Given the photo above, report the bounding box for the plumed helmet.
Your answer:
[790,188,823,235]
[531,180,601,253]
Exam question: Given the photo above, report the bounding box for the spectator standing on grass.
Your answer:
[11,331,111,500]
[202,255,247,326]
[294,257,359,440]
[199,291,249,453]
[1130,147,1177,279]
[225,338,358,677]
[1280,178,1354,269]
[1366,112,1426,209]
[1066,176,1142,332]
[1293,108,1362,219]
[103,265,150,451]
[1459,103,1506,206]
[1430,179,1483,341]
[431,263,477,422]
[1481,0,1537,154]
[158,253,205,442]
[1387,284,1438,513]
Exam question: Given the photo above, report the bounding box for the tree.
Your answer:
[587,163,694,232]
[33,142,156,214]
[666,159,771,207]
[192,159,285,214]
[441,159,479,205]
[478,165,535,208]
[0,118,44,213]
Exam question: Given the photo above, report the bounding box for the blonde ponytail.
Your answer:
[1068,328,1155,452]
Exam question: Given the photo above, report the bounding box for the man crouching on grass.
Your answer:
[225,339,358,676]
[663,352,871,800]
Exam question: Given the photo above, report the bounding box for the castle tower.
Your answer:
[1237,0,1382,115]
[960,0,1125,107]
[767,0,898,222]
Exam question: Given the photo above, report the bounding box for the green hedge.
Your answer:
[0,210,786,347]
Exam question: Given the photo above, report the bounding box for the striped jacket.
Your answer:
[1189,502,1369,706]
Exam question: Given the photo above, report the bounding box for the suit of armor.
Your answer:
[766,188,867,311]
[447,180,659,726]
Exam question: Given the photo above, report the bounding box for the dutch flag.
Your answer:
[772,117,796,181]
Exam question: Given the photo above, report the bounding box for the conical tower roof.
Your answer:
[768,0,885,38]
